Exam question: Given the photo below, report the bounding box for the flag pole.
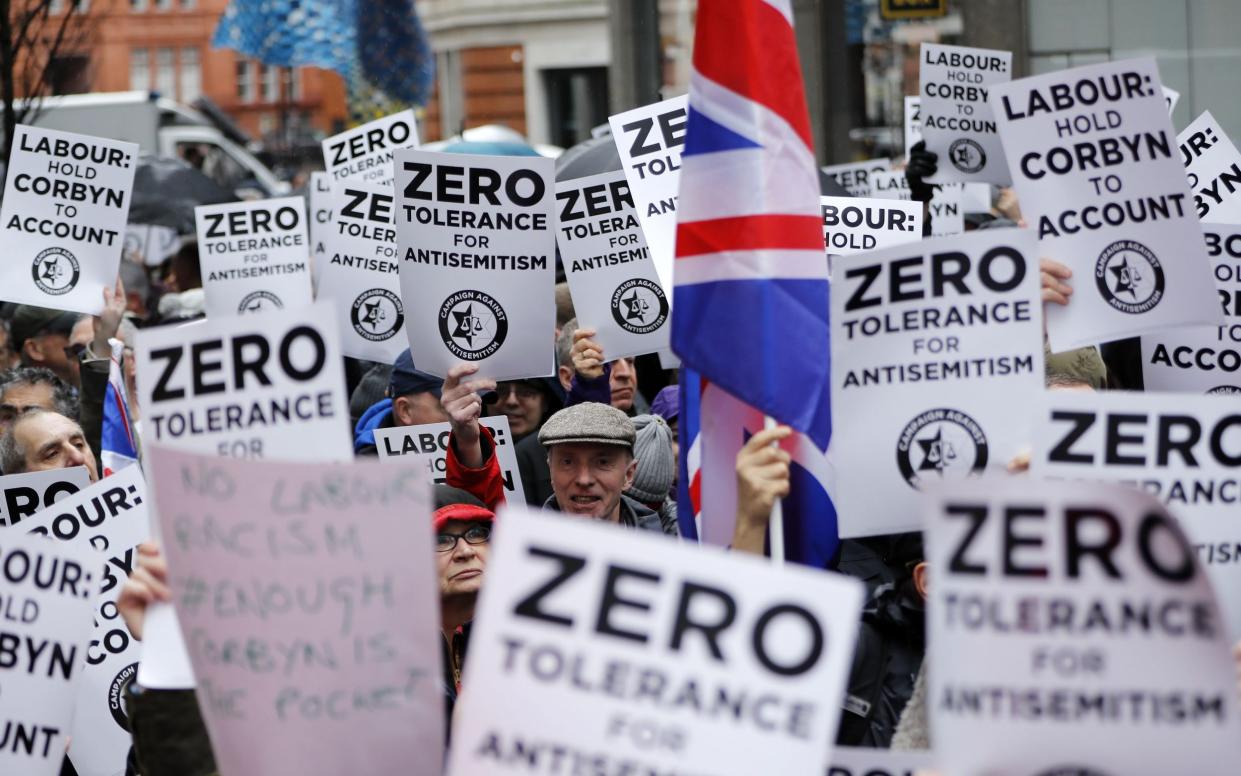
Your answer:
[764,415,786,565]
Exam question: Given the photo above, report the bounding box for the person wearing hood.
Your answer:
[626,414,678,535]
[354,349,448,456]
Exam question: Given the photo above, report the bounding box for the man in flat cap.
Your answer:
[538,402,671,534]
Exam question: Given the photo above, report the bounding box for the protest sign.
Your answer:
[322,109,419,187]
[557,170,669,360]
[990,57,1222,351]
[319,180,406,363]
[869,171,964,237]
[134,301,351,461]
[1178,111,1241,224]
[1163,85,1180,115]
[0,466,91,528]
[826,747,931,776]
[308,171,333,286]
[1141,223,1241,393]
[821,196,922,266]
[926,476,1241,774]
[0,125,138,314]
[196,197,314,318]
[821,158,892,198]
[609,94,689,293]
[919,43,1013,185]
[830,228,1044,537]
[446,504,863,776]
[0,531,97,776]
[16,467,149,776]
[148,448,443,776]
[394,150,556,380]
[903,96,922,159]
[123,224,179,267]
[375,414,527,504]
[1032,389,1241,640]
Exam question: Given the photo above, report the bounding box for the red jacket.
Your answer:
[445,424,506,512]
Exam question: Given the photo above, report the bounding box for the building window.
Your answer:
[289,68,301,101]
[179,47,201,103]
[259,64,282,103]
[155,48,175,96]
[130,0,147,10]
[129,49,149,91]
[155,0,172,10]
[236,60,254,103]
[543,67,609,149]
[181,0,195,8]
[48,55,90,94]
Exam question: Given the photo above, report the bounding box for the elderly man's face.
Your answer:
[610,357,637,412]
[549,442,637,522]
[12,412,98,481]
[393,391,449,427]
[0,382,57,433]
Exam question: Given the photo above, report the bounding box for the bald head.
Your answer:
[0,409,98,481]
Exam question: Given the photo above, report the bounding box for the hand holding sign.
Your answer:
[1040,257,1074,306]
[570,327,605,380]
[116,541,169,641]
[732,425,792,555]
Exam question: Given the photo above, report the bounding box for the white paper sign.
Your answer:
[196,196,313,318]
[319,180,406,363]
[0,125,138,314]
[990,57,1222,351]
[821,158,892,198]
[903,96,922,160]
[0,531,98,776]
[308,171,333,287]
[827,747,932,776]
[394,149,556,380]
[821,196,922,260]
[446,504,863,776]
[1142,223,1241,393]
[1178,110,1241,224]
[609,94,689,293]
[830,229,1044,537]
[123,224,180,267]
[17,467,149,776]
[557,170,669,360]
[1163,85,1180,115]
[920,43,1013,185]
[869,171,963,237]
[375,414,526,504]
[0,466,91,528]
[322,109,419,187]
[1032,389,1241,640]
[926,476,1241,774]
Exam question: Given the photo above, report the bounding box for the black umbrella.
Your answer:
[127,154,237,234]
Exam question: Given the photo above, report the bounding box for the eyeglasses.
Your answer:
[436,523,491,553]
[63,343,87,361]
[490,384,541,402]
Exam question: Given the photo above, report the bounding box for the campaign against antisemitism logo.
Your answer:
[1094,239,1164,314]
[351,288,404,342]
[107,662,138,730]
[237,289,283,314]
[896,407,989,488]
[438,289,508,360]
[610,277,668,334]
[948,138,986,174]
[32,246,81,295]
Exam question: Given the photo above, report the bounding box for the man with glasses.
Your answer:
[484,378,562,442]
[0,367,77,433]
[8,304,84,387]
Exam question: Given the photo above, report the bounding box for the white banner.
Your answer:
[0,466,91,528]
[196,196,313,317]
[821,158,892,198]
[320,180,406,363]
[557,170,669,360]
[0,125,137,314]
[990,57,1222,351]
[375,415,526,504]
[308,171,333,287]
[1178,110,1241,224]
[831,229,1044,537]
[926,476,1241,774]
[322,109,419,188]
[821,196,923,263]
[446,504,863,776]
[920,43,1013,185]
[394,150,556,380]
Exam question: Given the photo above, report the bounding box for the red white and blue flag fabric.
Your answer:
[101,339,138,477]
[671,0,831,451]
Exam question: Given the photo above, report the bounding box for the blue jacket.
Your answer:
[353,398,394,455]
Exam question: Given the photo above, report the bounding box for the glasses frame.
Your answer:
[435,523,491,553]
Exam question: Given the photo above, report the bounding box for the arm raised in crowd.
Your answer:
[443,363,506,511]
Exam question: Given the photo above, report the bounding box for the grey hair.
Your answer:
[0,367,77,420]
[0,407,55,474]
[555,317,579,369]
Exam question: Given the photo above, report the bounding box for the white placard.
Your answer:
[0,125,138,314]
[394,149,556,381]
[869,171,963,236]
[609,94,689,294]
[123,224,180,267]
[319,180,406,363]
[322,109,419,187]
[375,414,526,504]
[1141,222,1241,393]
[926,476,1241,774]
[17,467,149,776]
[962,181,992,213]
[1163,85,1180,115]
[0,531,98,776]
[821,196,923,260]
[1032,389,1241,640]
[308,171,333,287]
[830,228,1044,538]
[196,196,313,317]
[557,170,669,360]
[920,43,1013,185]
[990,57,1222,351]
[827,747,932,775]
[446,504,863,776]
[0,466,91,528]
[1178,110,1241,224]
[903,96,922,160]
[821,158,892,198]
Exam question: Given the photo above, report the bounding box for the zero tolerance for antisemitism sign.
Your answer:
[557,170,670,360]
[196,197,314,318]
[0,125,137,315]
[322,109,419,188]
[926,477,1241,775]
[1178,111,1241,224]
[989,57,1223,351]
[919,43,1013,185]
[830,228,1044,538]
[1141,223,1241,393]
[394,150,557,380]
[446,505,863,776]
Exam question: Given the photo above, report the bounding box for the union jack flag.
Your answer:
[101,338,138,477]
[671,0,831,450]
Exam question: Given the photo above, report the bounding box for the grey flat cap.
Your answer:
[539,402,635,449]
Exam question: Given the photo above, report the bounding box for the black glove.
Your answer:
[905,140,938,203]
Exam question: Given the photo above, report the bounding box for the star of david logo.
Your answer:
[360,299,384,329]
[41,257,60,283]
[916,427,955,475]
[1108,256,1140,298]
[623,290,649,322]
[452,304,480,345]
